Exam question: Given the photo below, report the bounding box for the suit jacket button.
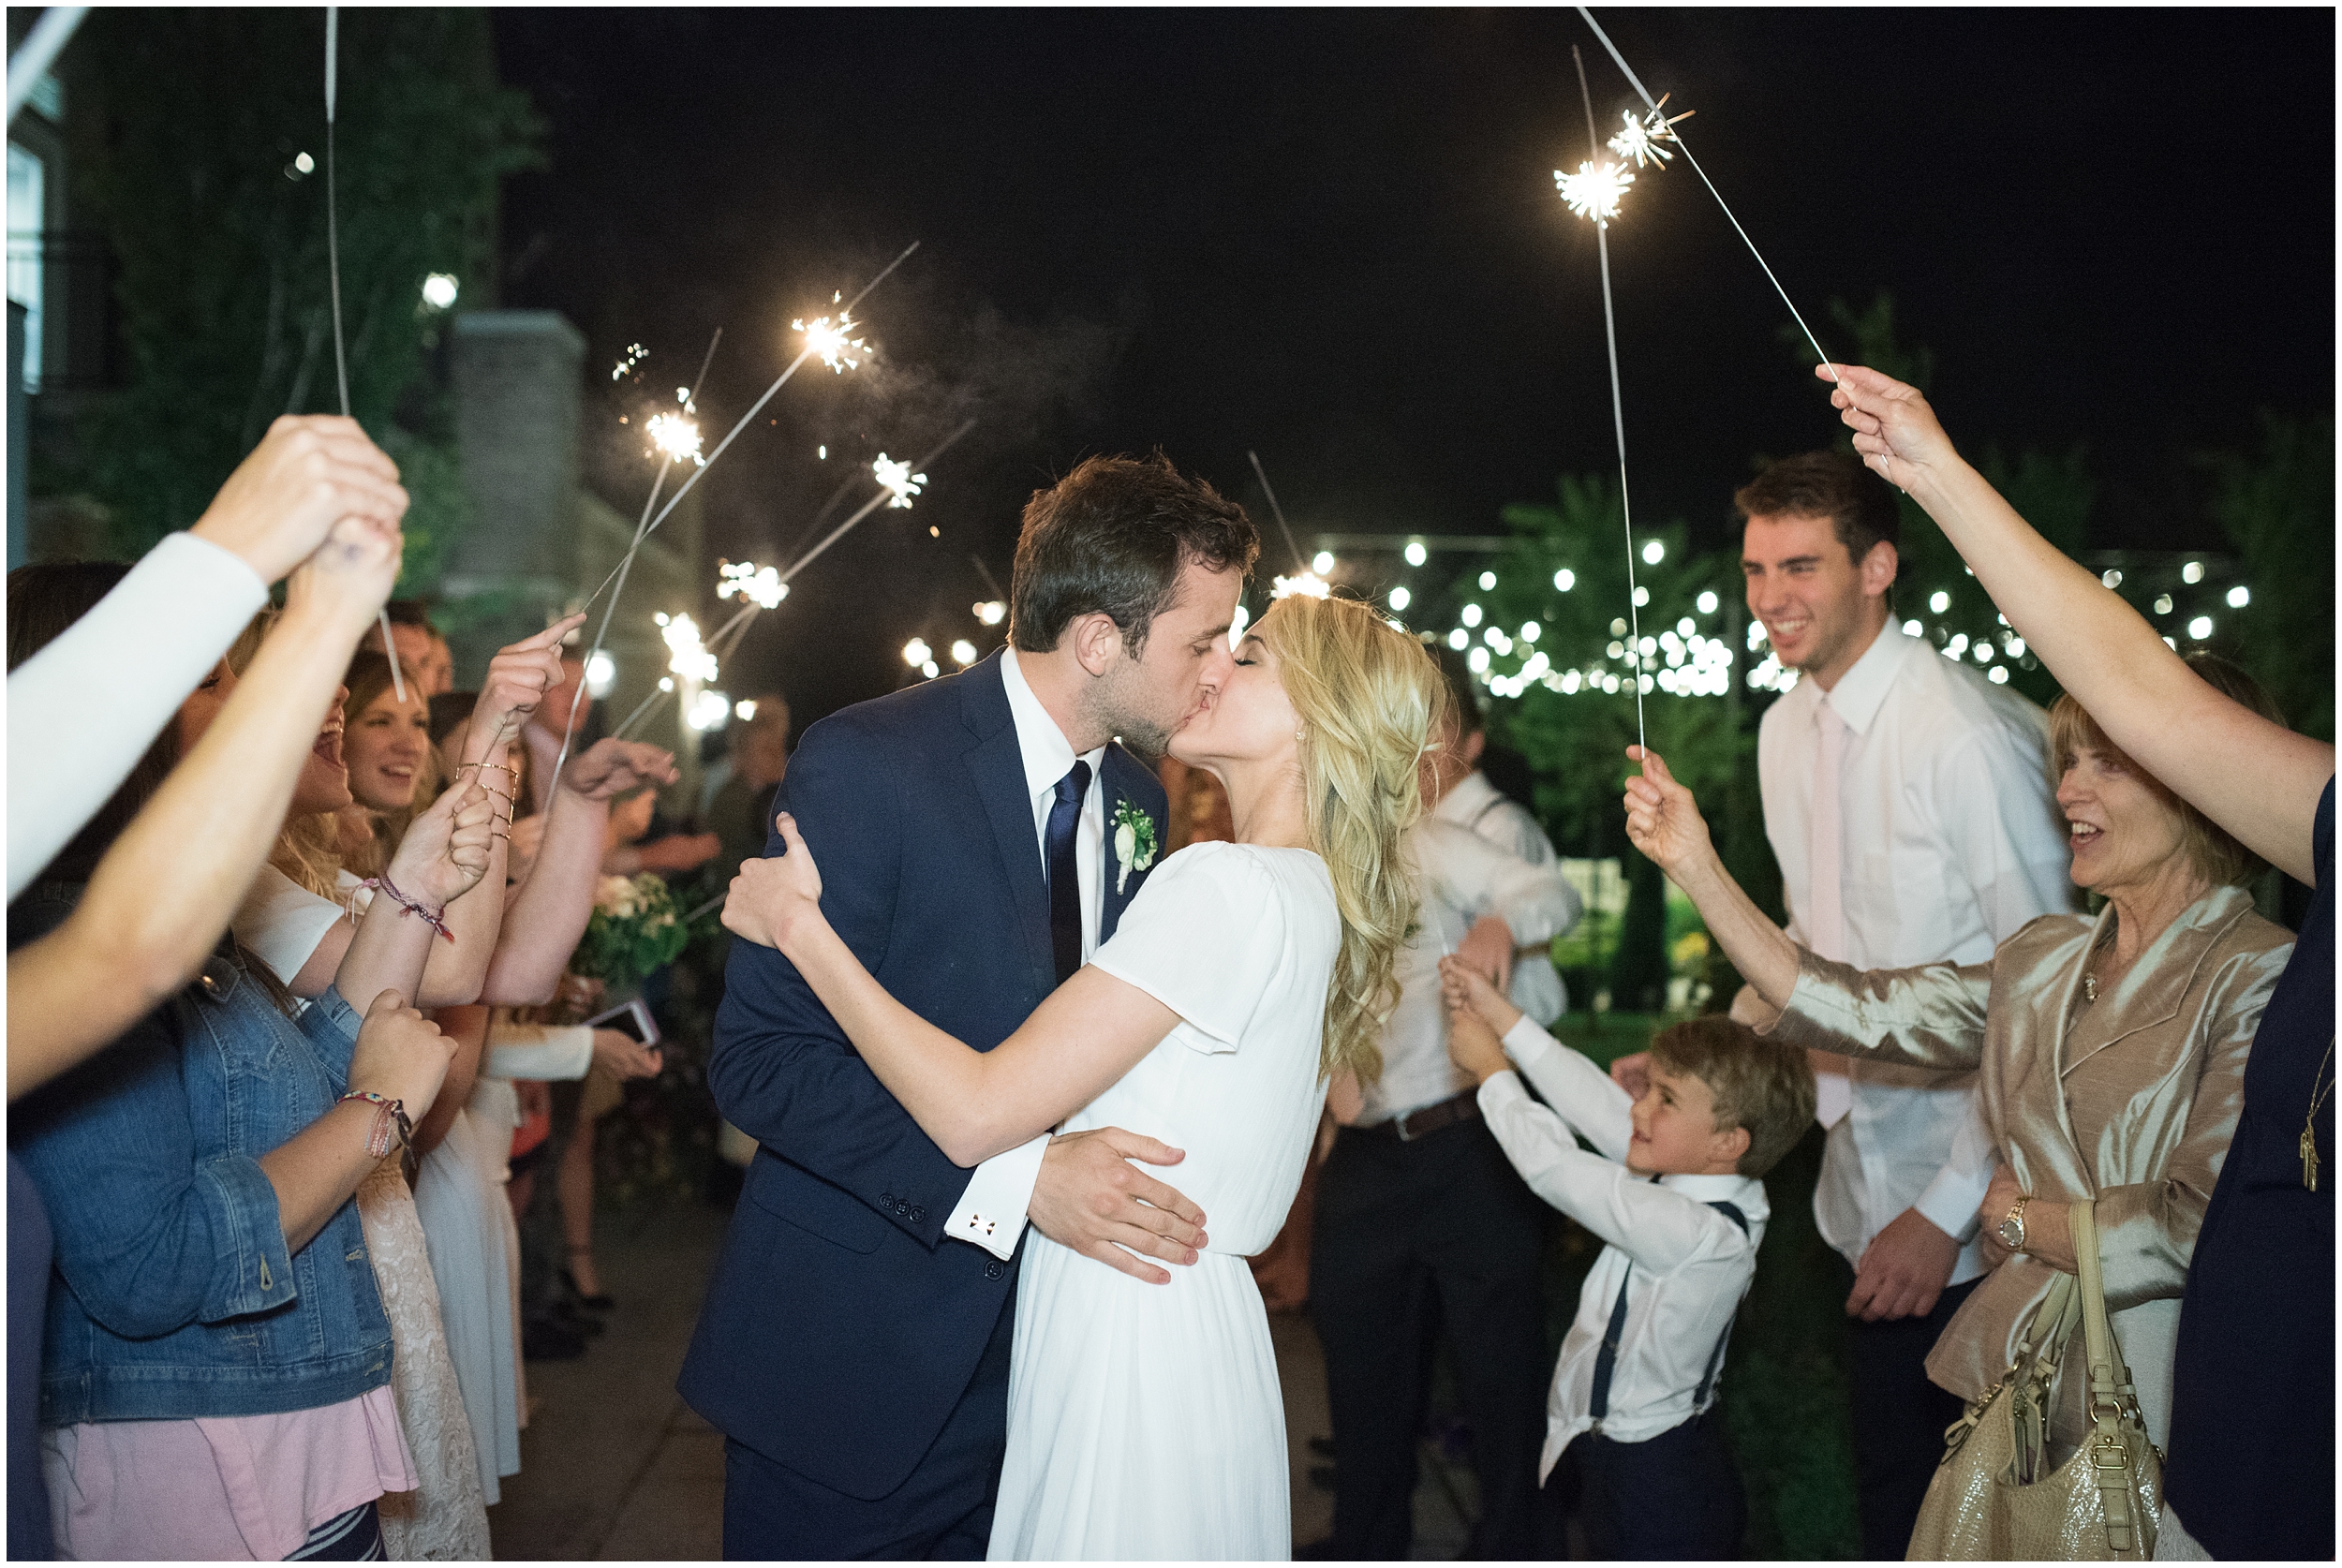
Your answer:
[911,1206,926,1222]
[986,1261,1004,1280]
[880,1192,897,1208]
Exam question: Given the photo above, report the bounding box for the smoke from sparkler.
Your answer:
[1555,159,1634,224]
[874,453,926,509]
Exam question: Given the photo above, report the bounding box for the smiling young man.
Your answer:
[681,452,1259,1560]
[1733,450,2072,1557]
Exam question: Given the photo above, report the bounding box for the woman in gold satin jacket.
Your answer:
[1620,659,2292,1472]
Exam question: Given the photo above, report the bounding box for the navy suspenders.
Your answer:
[1587,1191,1751,1429]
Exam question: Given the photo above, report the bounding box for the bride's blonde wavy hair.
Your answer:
[1252,595,1449,1086]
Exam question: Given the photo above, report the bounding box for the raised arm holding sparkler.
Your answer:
[1821,362,2330,882]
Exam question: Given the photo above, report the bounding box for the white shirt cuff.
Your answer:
[1500,1013,1560,1067]
[946,1132,1048,1261]
[1913,1157,1994,1245]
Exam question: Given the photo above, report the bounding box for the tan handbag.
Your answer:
[1906,1201,2163,1561]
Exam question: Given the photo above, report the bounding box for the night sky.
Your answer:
[491,7,2335,731]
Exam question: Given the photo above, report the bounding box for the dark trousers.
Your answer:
[1310,1117,1550,1559]
[720,1286,1015,1561]
[1845,1275,1979,1561]
[1545,1414,1745,1560]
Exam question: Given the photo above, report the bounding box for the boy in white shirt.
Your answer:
[1441,960,1816,1559]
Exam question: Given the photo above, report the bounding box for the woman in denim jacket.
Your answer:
[8,559,496,1561]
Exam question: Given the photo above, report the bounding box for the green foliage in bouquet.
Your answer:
[572,874,690,988]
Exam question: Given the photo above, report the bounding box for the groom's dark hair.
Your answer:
[1011,451,1259,656]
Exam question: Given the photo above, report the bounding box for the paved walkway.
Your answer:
[490,1196,1475,1560]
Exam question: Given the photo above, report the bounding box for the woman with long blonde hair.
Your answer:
[721,592,1445,1560]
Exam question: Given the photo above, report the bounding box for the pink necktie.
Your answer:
[1808,703,1854,1128]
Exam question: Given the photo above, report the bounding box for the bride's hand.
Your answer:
[721,812,827,954]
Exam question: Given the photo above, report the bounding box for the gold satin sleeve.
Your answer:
[2085,939,2289,1312]
[1760,946,1995,1074]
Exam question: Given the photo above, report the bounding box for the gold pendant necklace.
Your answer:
[2304,1038,2335,1192]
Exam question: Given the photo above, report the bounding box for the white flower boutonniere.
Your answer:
[1111,797,1159,894]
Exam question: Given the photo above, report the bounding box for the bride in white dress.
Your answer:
[723,594,1445,1561]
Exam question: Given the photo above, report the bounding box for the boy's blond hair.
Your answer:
[1647,1016,1816,1177]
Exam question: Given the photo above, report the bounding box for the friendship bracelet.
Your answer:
[337,1090,413,1159]
[362,874,455,944]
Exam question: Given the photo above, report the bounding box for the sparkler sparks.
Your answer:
[1606,95,1694,169]
[793,294,867,373]
[1271,571,1331,600]
[612,342,647,381]
[656,612,719,685]
[1555,159,1634,224]
[717,559,788,609]
[645,411,704,466]
[873,453,926,509]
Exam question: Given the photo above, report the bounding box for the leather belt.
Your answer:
[1356,1087,1482,1143]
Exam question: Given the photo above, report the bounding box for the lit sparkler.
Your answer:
[658,612,719,685]
[717,559,788,609]
[612,342,648,381]
[645,411,704,466]
[1271,572,1331,600]
[873,453,926,509]
[793,294,867,373]
[1555,159,1634,225]
[1606,95,1693,168]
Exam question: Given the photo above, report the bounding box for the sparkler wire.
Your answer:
[322,6,405,703]
[608,417,977,747]
[545,321,726,800]
[1246,451,1308,574]
[1575,6,1839,385]
[1570,45,1645,757]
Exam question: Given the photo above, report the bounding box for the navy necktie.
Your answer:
[1045,760,1092,985]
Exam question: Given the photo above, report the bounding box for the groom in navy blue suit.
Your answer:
[680,453,1260,1559]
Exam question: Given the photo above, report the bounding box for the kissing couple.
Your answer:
[678,452,1448,1561]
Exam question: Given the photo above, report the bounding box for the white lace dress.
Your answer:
[987,842,1338,1561]
[232,869,493,1560]
[361,1160,493,1560]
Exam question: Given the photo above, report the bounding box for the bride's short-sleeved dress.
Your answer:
[988,840,1339,1561]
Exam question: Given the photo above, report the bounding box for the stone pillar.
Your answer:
[443,309,586,677]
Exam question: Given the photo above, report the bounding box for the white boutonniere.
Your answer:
[1111,797,1159,894]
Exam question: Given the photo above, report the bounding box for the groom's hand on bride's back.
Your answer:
[1030,1127,1208,1286]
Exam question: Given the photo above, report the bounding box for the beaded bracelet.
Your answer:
[338,1090,413,1158]
[361,873,455,943]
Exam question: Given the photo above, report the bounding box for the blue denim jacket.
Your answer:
[8,885,393,1426]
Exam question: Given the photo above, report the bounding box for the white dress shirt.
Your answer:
[1434,769,1573,1026]
[1757,621,2072,1282]
[1359,819,1582,1126]
[1476,1016,1768,1475]
[9,531,267,900]
[944,649,1109,1261]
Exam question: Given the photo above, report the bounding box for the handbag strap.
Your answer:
[2070,1199,2151,1555]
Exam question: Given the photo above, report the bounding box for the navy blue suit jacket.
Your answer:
[676,652,1166,1500]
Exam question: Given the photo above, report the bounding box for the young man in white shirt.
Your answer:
[1444,961,1815,1559]
[1302,701,1582,1561]
[1731,450,2071,1556]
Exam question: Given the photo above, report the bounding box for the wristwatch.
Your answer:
[1994,1193,2031,1253]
